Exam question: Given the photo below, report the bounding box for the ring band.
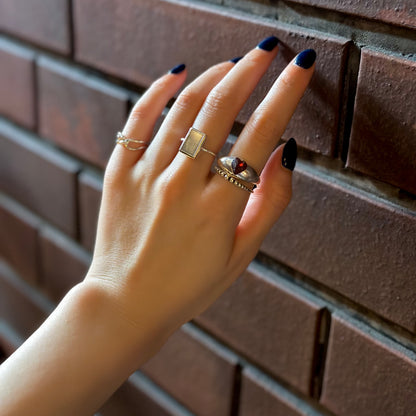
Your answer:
[179,127,217,159]
[116,132,149,151]
[217,156,260,184]
[215,166,256,193]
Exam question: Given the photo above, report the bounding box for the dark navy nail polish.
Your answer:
[282,138,297,171]
[230,56,243,64]
[169,63,186,74]
[294,49,316,69]
[257,36,279,52]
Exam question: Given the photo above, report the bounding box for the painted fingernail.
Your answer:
[294,49,316,69]
[282,138,297,171]
[230,56,243,64]
[169,63,186,74]
[257,35,279,51]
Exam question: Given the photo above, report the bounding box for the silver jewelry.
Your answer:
[116,132,149,151]
[217,156,260,184]
[214,166,256,193]
[179,127,217,159]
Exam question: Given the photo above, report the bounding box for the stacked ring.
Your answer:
[214,166,256,193]
[214,156,259,193]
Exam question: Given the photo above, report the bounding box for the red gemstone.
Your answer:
[232,158,247,174]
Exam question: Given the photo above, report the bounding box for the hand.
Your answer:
[86,37,315,346]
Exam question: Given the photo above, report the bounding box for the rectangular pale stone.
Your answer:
[179,127,206,159]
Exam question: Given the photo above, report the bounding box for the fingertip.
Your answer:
[168,63,186,75]
[281,138,297,171]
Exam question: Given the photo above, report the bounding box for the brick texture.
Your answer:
[74,0,349,156]
[0,0,415,414]
[79,171,103,251]
[0,262,50,339]
[285,0,416,29]
[347,49,416,195]
[240,368,311,416]
[0,122,80,237]
[196,264,323,395]
[0,321,22,358]
[38,57,129,168]
[320,314,416,416]
[142,325,237,416]
[262,167,416,332]
[0,39,35,129]
[100,373,189,416]
[0,195,39,284]
[0,0,70,54]
[39,227,91,302]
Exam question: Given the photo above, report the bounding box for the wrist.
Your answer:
[78,276,174,367]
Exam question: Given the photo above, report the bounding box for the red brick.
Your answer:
[74,0,349,156]
[0,0,70,54]
[262,167,416,332]
[240,368,311,416]
[285,0,415,29]
[320,313,416,416]
[347,49,416,195]
[196,264,323,395]
[39,227,91,302]
[38,57,129,168]
[79,171,103,251]
[0,261,51,339]
[100,373,187,416]
[142,324,237,416]
[0,195,39,284]
[0,322,22,361]
[0,121,80,237]
[0,39,35,129]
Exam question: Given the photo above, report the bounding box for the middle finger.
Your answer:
[170,35,280,178]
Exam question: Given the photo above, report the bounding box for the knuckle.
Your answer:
[174,87,199,112]
[201,86,233,118]
[243,52,267,69]
[275,72,296,91]
[156,168,187,205]
[246,114,276,145]
[129,103,149,123]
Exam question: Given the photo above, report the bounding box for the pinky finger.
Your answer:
[107,64,187,174]
[226,140,297,278]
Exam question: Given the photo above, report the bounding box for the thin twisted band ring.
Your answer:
[116,132,149,151]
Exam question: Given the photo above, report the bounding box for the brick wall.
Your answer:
[0,1,415,415]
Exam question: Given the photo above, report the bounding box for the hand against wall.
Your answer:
[86,36,316,344]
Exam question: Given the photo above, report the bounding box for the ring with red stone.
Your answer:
[217,156,260,185]
[179,127,217,159]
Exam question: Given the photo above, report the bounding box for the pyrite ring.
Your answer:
[217,157,260,184]
[116,132,149,151]
[179,127,217,159]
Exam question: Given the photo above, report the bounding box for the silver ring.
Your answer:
[116,132,149,151]
[217,157,260,184]
[179,127,217,159]
[214,166,256,193]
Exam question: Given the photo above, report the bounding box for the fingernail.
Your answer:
[169,63,186,74]
[229,56,243,64]
[282,138,297,171]
[294,49,316,69]
[257,35,279,51]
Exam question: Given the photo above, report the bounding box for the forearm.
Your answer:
[0,281,168,416]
